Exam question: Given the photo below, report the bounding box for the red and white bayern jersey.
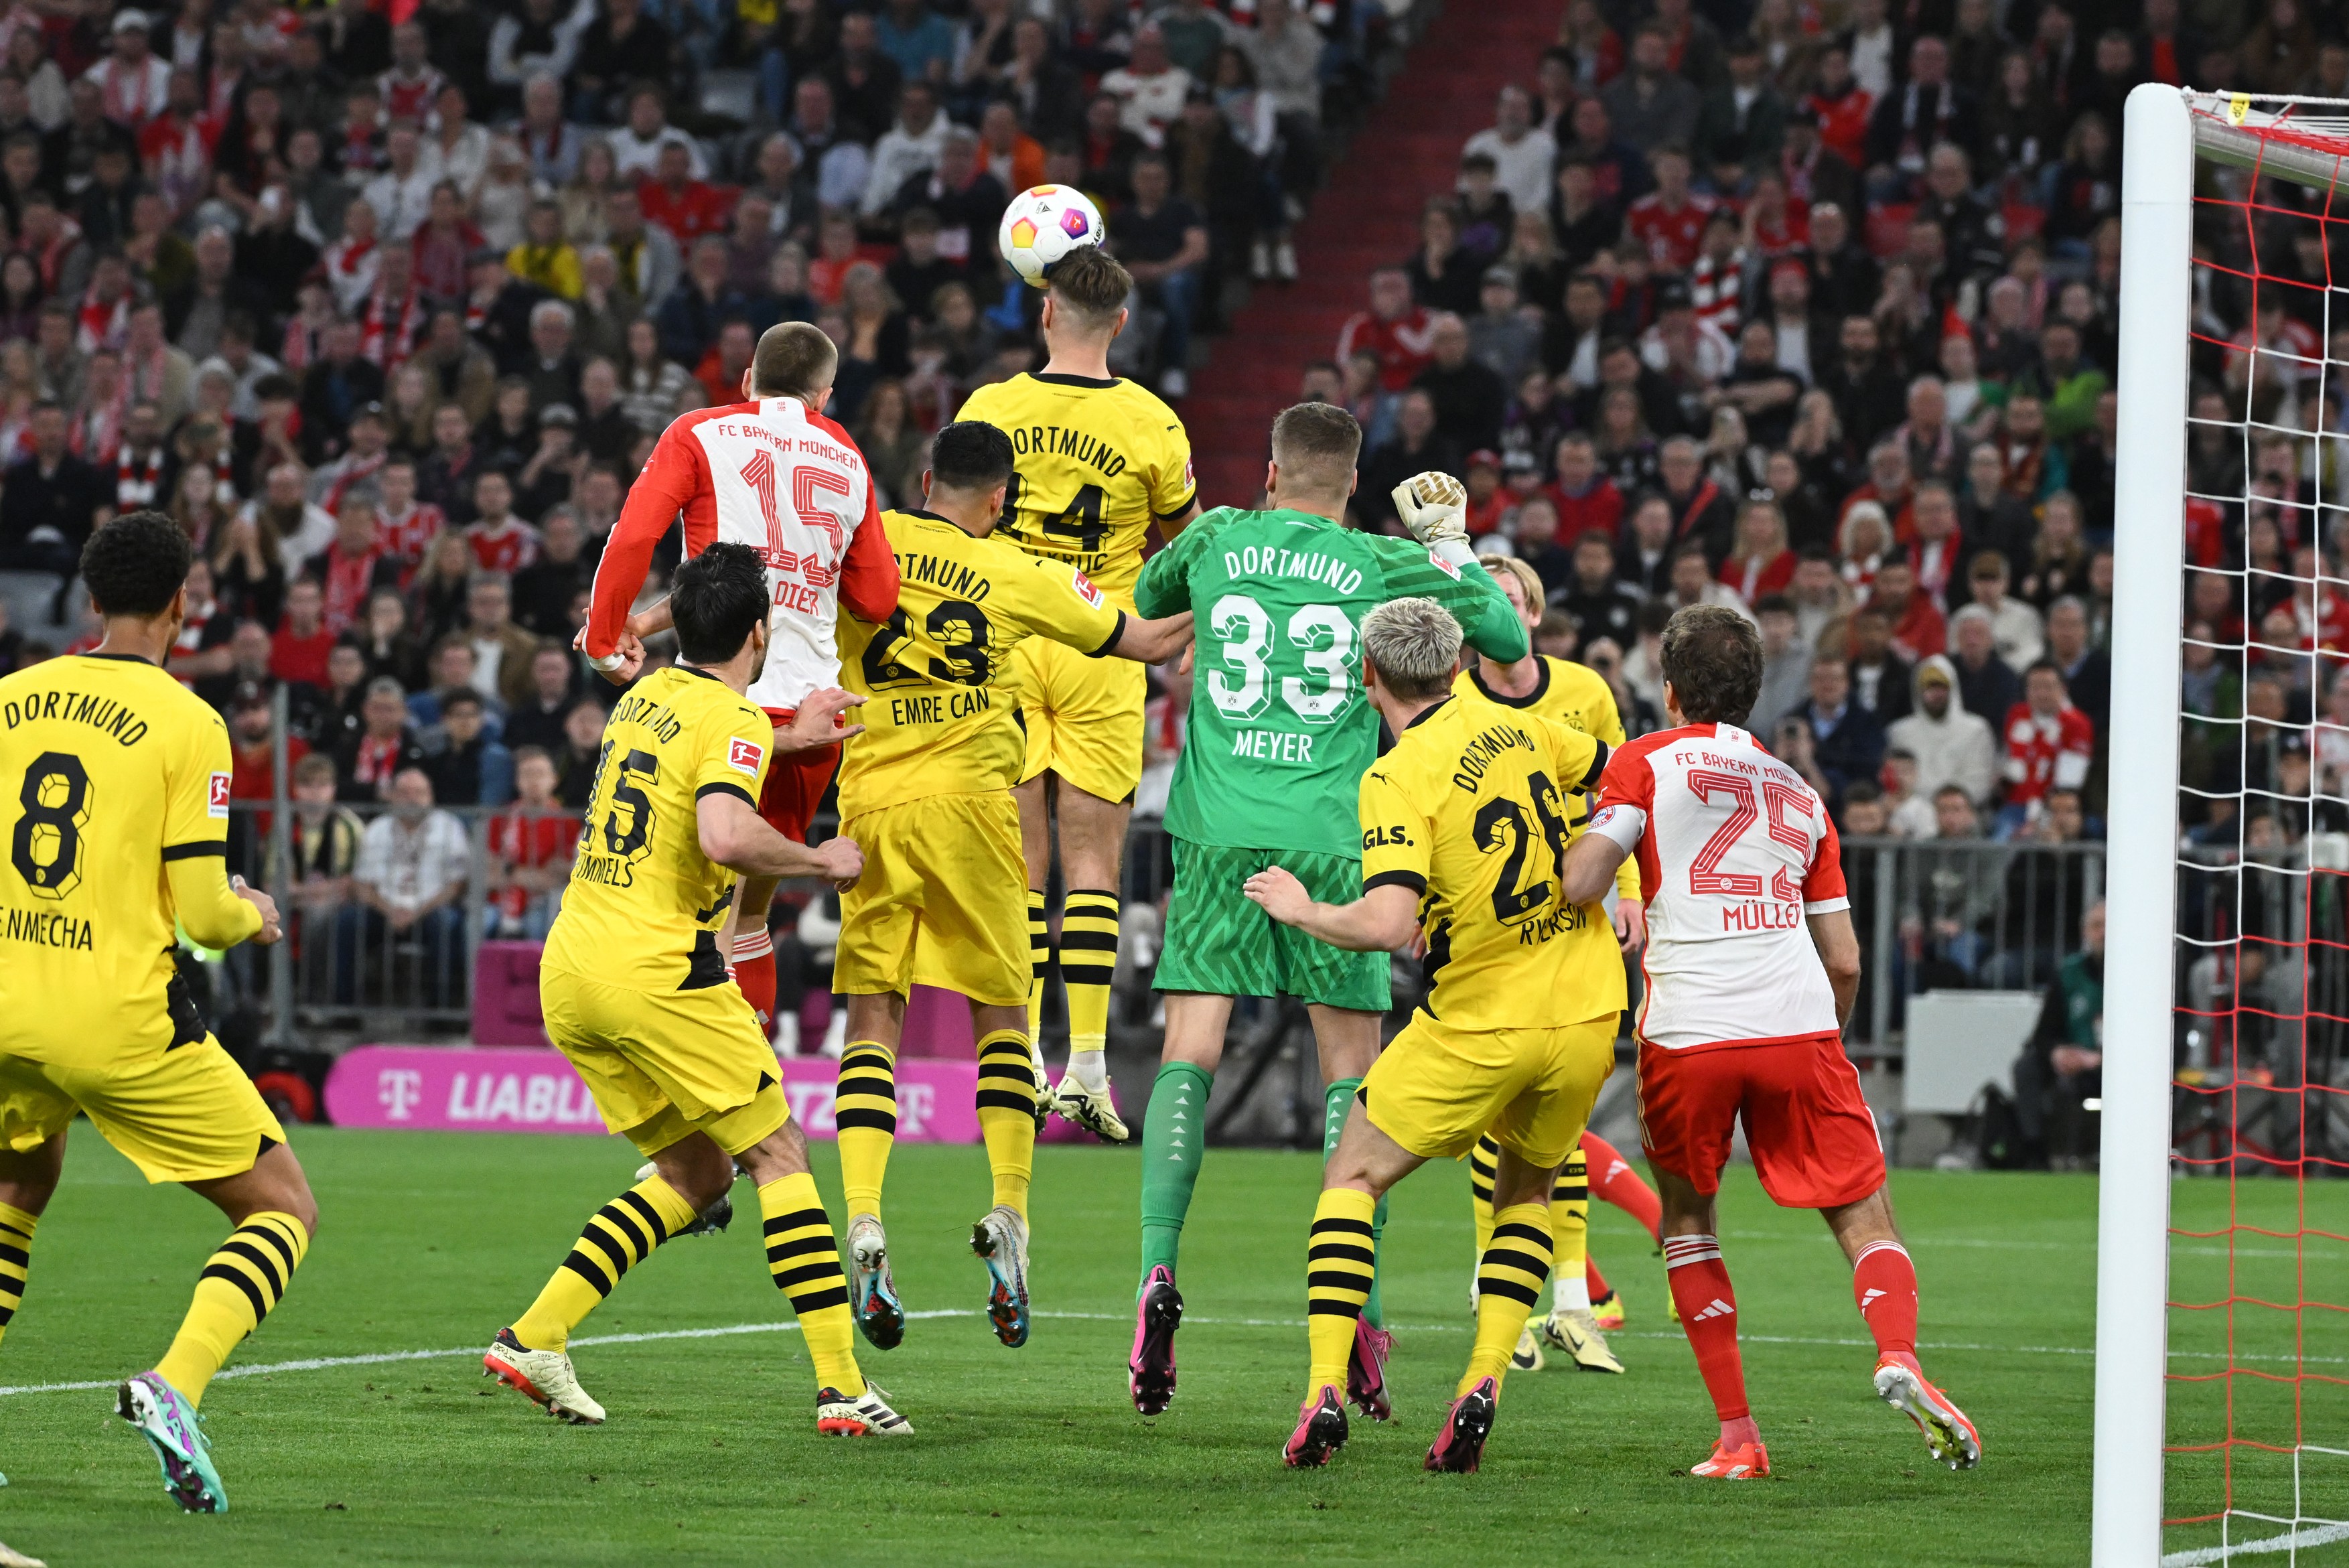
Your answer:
[586,397,900,712]
[1590,721,1849,1052]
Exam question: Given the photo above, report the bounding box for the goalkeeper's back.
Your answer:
[1133,502,1525,859]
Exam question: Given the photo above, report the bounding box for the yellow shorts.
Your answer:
[1011,635,1145,802]
[1361,1013,1616,1169]
[540,967,790,1157]
[835,792,1029,1007]
[0,1038,286,1184]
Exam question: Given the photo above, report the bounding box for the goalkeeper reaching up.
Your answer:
[1123,403,1527,1419]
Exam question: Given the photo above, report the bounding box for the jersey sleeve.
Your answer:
[161,705,265,949]
[693,700,775,810]
[1534,715,1606,797]
[1802,792,1850,912]
[1133,508,1222,618]
[837,476,900,624]
[1583,679,1642,903]
[1143,415,1197,522]
[1368,535,1531,663]
[1007,553,1127,657]
[1590,741,1660,903]
[585,417,710,659]
[1357,766,1432,898]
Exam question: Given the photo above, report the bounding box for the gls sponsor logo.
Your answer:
[1362,824,1413,850]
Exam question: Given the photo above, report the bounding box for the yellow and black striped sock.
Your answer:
[1026,889,1051,1041]
[0,1202,36,1351]
[1468,1133,1498,1261]
[1465,1202,1553,1395]
[835,1040,897,1222]
[154,1210,311,1407]
[1306,1187,1376,1392]
[511,1176,697,1354]
[759,1172,863,1397]
[1549,1145,1591,1312]
[1058,889,1120,1058]
[975,1028,1038,1219]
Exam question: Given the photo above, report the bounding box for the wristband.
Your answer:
[589,650,628,673]
[1429,534,1478,570]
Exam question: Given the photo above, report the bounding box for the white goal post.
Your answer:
[2096,80,2193,1568]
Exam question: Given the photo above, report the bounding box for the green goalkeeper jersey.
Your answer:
[1133,506,1529,857]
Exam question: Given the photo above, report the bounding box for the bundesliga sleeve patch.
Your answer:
[1426,549,1460,579]
[209,771,232,818]
[727,737,766,776]
[1070,569,1105,608]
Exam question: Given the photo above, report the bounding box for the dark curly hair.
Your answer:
[80,509,192,619]
[928,419,1015,493]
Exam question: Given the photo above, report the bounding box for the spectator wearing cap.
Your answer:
[1463,86,1557,218]
[1555,526,1643,648]
[86,9,171,129]
[1412,313,1506,453]
[309,403,393,512]
[1336,265,1436,394]
[1600,25,1703,155]
[1887,654,1997,810]
[1467,265,1538,386]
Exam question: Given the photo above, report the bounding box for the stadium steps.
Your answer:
[1185,1,1555,508]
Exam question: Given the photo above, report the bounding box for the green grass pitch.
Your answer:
[0,1129,2325,1565]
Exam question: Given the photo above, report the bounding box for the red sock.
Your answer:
[1583,1131,1663,1244]
[731,930,777,1034]
[1852,1240,1919,1358]
[1664,1234,1749,1422]
[1586,1252,1612,1301]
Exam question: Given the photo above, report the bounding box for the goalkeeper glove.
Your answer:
[1391,470,1478,567]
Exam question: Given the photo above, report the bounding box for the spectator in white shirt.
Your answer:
[607,84,708,180]
[363,123,441,240]
[84,9,170,127]
[339,766,472,1006]
[861,80,950,216]
[1100,25,1193,148]
[1462,86,1556,216]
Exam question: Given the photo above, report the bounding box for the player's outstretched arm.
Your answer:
[168,857,271,949]
[776,687,867,750]
[697,792,865,886]
[1560,830,1630,908]
[1242,867,1419,953]
[1806,906,1863,1027]
[1105,611,1194,665]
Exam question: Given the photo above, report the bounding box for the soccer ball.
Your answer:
[999,186,1105,288]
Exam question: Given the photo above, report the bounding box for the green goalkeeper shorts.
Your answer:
[1153,839,1393,1013]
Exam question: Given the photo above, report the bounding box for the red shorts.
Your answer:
[1636,1034,1885,1210]
[756,709,841,842]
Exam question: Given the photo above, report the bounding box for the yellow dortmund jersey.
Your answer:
[954,372,1196,606]
[1454,655,1641,903]
[837,508,1127,818]
[0,652,263,1069]
[1359,695,1622,1029]
[542,664,776,993]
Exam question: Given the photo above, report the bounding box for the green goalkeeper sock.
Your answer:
[1323,1078,1389,1330]
[1139,1062,1214,1290]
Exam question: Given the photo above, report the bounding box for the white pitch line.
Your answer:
[0,1305,2333,1400]
[2160,1519,2349,1564]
